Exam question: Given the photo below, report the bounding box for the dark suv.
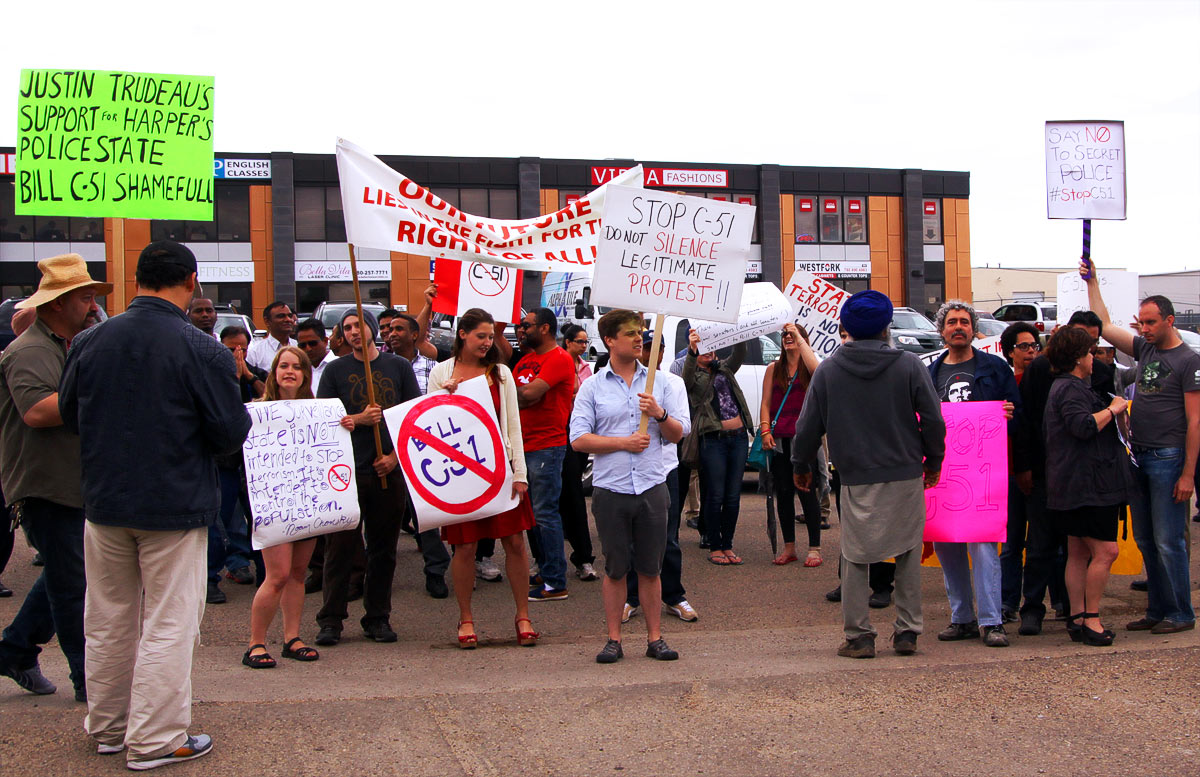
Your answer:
[890,307,944,354]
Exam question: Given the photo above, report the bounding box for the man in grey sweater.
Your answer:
[793,290,945,658]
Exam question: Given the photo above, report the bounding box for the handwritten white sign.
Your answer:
[242,399,360,550]
[384,375,518,530]
[1045,120,1126,220]
[590,185,754,323]
[693,282,793,354]
[783,268,849,359]
[1057,270,1138,332]
[918,335,1003,366]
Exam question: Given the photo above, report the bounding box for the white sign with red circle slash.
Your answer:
[384,376,518,530]
[432,258,524,324]
[241,399,361,550]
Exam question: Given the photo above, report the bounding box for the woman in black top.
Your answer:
[1042,326,1131,646]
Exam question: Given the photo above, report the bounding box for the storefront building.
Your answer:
[1,149,970,326]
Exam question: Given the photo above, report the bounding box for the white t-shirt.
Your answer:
[246,336,297,371]
[310,351,338,388]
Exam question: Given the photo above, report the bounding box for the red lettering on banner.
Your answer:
[399,179,423,199]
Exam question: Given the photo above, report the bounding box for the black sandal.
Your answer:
[242,644,276,669]
[282,637,320,661]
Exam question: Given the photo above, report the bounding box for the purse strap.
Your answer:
[767,368,800,433]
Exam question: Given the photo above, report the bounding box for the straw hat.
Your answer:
[17,254,114,309]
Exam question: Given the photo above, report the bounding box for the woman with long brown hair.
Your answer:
[427,308,537,648]
[759,323,823,566]
[243,346,322,668]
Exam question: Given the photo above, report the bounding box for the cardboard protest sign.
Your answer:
[16,69,214,220]
[783,268,848,359]
[923,401,1008,543]
[693,282,792,354]
[242,400,360,550]
[337,138,641,272]
[432,258,523,324]
[918,335,1003,367]
[1057,269,1138,332]
[384,375,518,530]
[590,185,754,323]
[1045,120,1126,220]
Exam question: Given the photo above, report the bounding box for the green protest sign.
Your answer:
[16,69,214,220]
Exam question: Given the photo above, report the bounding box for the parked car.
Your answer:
[976,317,1009,338]
[1177,328,1200,356]
[214,311,257,339]
[890,307,944,354]
[994,301,1058,333]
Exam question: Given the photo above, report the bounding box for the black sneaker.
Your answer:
[982,624,1010,647]
[127,734,213,771]
[425,574,449,599]
[314,626,341,646]
[1130,579,1148,592]
[205,583,226,604]
[868,590,892,609]
[1018,611,1043,636]
[0,658,56,694]
[595,639,623,664]
[31,552,43,567]
[1001,607,1019,624]
[937,621,980,641]
[645,639,679,661]
[891,630,918,655]
[837,635,875,659]
[825,586,842,603]
[0,580,12,598]
[363,620,398,643]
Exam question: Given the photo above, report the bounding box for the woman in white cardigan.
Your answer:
[428,308,537,649]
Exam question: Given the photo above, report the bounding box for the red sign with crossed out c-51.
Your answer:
[385,376,518,530]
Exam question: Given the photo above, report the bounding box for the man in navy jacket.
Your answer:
[926,301,1020,648]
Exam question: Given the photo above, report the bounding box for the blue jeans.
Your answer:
[526,445,567,591]
[0,499,86,692]
[208,467,254,585]
[934,541,1003,627]
[699,430,748,552]
[1129,446,1194,624]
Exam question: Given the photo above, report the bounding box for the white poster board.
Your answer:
[783,268,850,359]
[242,399,361,550]
[693,282,793,354]
[431,258,524,324]
[1058,270,1138,330]
[383,375,518,530]
[590,185,754,323]
[919,335,1003,367]
[1045,120,1126,220]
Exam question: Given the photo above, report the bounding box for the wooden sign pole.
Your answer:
[347,242,387,489]
[637,313,666,434]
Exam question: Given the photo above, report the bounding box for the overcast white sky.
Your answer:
[4,0,1197,273]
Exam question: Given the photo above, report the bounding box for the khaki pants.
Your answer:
[83,522,207,761]
[842,545,922,641]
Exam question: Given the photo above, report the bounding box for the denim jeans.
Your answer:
[208,467,254,585]
[526,445,568,591]
[1129,446,1194,624]
[627,468,685,607]
[0,498,86,692]
[933,541,1003,627]
[699,430,748,551]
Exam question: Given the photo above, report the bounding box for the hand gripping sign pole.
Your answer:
[347,242,387,489]
[636,314,666,434]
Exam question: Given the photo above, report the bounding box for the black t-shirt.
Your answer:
[317,352,420,472]
[937,357,976,402]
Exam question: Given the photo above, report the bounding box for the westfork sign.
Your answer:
[591,166,728,188]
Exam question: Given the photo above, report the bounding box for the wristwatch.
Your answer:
[657,409,669,423]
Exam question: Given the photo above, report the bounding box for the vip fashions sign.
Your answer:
[16,69,215,220]
[1045,120,1126,220]
[337,138,640,273]
[693,282,793,354]
[923,401,1008,543]
[242,400,361,550]
[590,185,754,323]
[384,376,518,530]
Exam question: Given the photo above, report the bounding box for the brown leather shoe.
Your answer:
[1125,617,1162,631]
[1149,619,1195,634]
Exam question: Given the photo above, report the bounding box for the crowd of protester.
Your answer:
[0,242,1196,768]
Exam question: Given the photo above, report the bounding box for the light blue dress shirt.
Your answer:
[569,361,691,495]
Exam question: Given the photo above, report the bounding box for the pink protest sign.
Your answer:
[923,401,1008,543]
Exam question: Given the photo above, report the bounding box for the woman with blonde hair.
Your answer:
[243,345,322,668]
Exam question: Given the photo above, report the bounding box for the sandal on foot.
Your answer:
[708,553,732,566]
[515,616,539,647]
[724,552,744,565]
[457,620,478,649]
[772,553,799,566]
[804,551,823,568]
[282,637,319,661]
[242,644,276,669]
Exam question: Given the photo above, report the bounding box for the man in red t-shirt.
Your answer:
[514,308,576,601]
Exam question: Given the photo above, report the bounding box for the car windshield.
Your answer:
[892,311,937,331]
[214,313,249,337]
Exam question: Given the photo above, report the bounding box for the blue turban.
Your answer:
[840,290,893,340]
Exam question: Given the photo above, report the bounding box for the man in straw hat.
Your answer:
[0,253,110,702]
[60,240,251,770]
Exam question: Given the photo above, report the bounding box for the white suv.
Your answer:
[993,301,1058,333]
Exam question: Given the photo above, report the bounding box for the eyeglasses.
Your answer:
[571,338,588,345]
[1014,342,1041,352]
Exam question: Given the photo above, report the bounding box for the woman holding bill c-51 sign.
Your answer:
[242,346,322,669]
[428,308,538,649]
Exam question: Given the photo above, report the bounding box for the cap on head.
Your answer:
[340,307,379,341]
[17,253,114,309]
[136,240,197,275]
[840,290,894,340]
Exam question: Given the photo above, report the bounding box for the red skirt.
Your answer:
[441,496,534,545]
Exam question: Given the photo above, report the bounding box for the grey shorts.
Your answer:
[592,484,669,579]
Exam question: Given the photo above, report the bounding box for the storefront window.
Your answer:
[923,199,942,244]
[201,282,252,311]
[325,186,345,242]
[150,221,188,242]
[295,186,326,241]
[794,196,818,244]
[489,190,517,219]
[70,218,104,241]
[794,194,868,245]
[820,197,842,242]
[216,185,250,241]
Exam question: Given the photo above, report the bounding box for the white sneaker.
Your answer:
[666,600,699,622]
[576,563,599,581]
[97,742,125,755]
[622,603,640,623]
[475,558,502,582]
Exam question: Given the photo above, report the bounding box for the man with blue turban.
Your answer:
[791,290,946,659]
